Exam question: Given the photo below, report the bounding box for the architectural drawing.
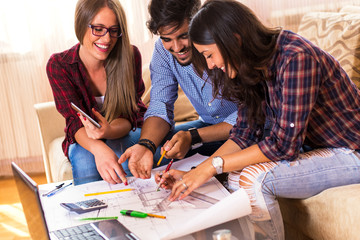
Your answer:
[39,154,250,239]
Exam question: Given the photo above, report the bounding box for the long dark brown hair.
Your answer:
[189,0,280,125]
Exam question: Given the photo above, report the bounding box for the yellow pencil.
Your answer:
[156,150,167,166]
[84,188,133,197]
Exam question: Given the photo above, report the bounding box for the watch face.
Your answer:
[212,157,223,175]
[213,157,223,166]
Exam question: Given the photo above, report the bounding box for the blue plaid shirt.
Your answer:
[230,30,360,161]
[145,38,238,128]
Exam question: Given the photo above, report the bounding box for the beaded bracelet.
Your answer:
[137,138,156,155]
[138,142,156,154]
[139,138,156,151]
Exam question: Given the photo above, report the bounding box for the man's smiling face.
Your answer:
[159,21,192,66]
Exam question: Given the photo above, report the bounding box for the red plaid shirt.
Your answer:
[46,43,147,157]
[230,30,360,161]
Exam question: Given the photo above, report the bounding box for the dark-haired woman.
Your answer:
[155,0,360,239]
[47,0,147,185]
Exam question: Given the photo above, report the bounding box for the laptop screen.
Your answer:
[11,162,50,240]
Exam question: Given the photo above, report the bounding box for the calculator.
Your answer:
[60,198,108,214]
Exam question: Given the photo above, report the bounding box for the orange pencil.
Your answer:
[156,150,167,166]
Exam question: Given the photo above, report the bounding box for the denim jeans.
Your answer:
[69,120,223,185]
[229,148,360,240]
[69,128,142,185]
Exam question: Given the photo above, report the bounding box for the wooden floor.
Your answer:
[0,173,47,240]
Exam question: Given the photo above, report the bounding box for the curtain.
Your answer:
[0,0,154,176]
[1,0,359,176]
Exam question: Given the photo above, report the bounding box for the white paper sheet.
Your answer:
[39,154,251,240]
[161,189,251,239]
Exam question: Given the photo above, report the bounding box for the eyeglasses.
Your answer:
[88,24,122,38]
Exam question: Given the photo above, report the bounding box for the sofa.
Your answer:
[278,6,360,240]
[34,64,198,183]
[34,6,360,239]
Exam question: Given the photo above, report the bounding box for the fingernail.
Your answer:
[83,117,86,120]
[124,181,128,186]
[77,113,80,116]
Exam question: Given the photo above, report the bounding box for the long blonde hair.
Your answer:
[75,0,138,122]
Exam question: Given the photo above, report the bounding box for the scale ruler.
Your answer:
[188,191,219,204]
[153,191,219,211]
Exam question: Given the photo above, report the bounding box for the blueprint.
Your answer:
[39,154,251,240]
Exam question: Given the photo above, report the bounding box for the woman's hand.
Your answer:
[78,108,110,139]
[93,145,127,185]
[168,163,215,201]
[155,169,186,190]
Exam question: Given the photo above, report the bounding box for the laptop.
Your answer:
[11,162,140,240]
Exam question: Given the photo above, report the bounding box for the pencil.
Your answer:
[78,217,118,221]
[84,188,133,197]
[146,213,167,219]
[156,159,174,191]
[156,150,167,166]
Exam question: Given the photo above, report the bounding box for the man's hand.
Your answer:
[163,130,192,159]
[119,144,154,179]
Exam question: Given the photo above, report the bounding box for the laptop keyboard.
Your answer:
[52,223,104,240]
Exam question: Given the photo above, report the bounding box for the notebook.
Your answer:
[11,162,139,240]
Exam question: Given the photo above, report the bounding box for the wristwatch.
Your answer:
[212,156,224,175]
[189,128,203,149]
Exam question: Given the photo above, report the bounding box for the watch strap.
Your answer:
[189,128,202,149]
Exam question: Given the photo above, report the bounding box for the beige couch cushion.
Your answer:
[48,137,73,182]
[34,101,68,183]
[340,5,360,14]
[297,11,360,88]
[280,184,360,240]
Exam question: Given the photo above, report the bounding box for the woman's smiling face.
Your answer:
[193,43,237,79]
[81,6,119,62]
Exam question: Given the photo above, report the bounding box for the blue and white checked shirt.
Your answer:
[145,38,238,128]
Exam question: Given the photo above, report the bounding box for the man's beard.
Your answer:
[171,47,192,66]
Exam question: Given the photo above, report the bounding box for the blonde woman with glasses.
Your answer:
[46,0,147,185]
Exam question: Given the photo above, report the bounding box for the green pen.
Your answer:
[120,210,166,219]
[77,216,118,221]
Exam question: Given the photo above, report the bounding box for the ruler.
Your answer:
[188,191,219,204]
[153,191,219,211]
